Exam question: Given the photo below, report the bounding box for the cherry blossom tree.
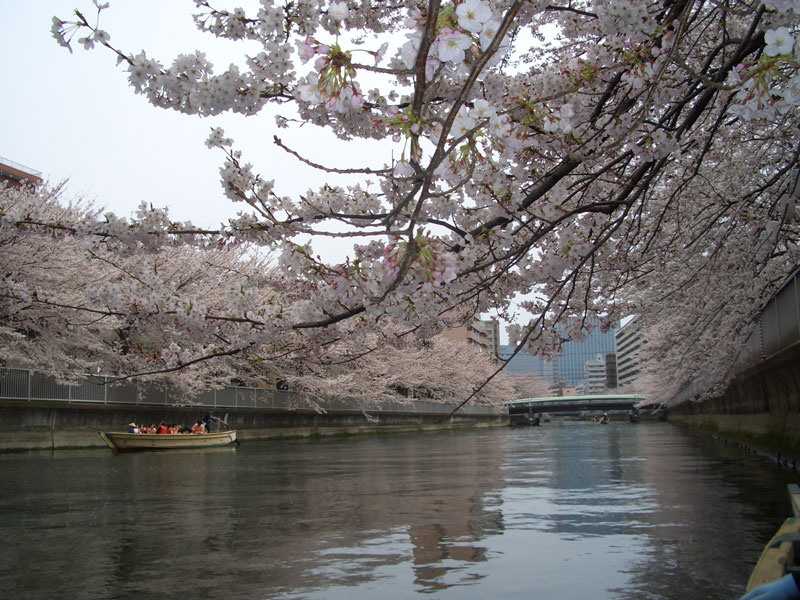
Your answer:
[0,182,285,391]
[2,182,513,409]
[508,373,552,399]
[281,334,514,410]
[10,0,799,406]
[0,183,112,378]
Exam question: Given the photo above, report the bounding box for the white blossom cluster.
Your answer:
[728,21,800,120]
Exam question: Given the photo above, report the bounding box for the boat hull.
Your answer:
[745,484,800,592]
[99,430,237,453]
[745,517,800,592]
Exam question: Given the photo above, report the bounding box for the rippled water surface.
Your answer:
[1,422,797,599]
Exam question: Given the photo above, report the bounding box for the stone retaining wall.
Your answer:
[669,343,800,456]
[0,401,508,452]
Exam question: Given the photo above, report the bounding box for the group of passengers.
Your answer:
[126,412,218,435]
[127,421,192,434]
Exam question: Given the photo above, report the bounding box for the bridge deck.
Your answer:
[507,394,644,414]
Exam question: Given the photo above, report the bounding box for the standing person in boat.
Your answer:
[203,410,218,433]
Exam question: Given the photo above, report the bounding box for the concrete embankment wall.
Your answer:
[0,401,508,452]
[669,343,800,456]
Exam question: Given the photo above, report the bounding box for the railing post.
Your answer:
[794,275,800,344]
[27,369,31,402]
[776,293,783,352]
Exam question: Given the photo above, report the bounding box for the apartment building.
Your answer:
[615,316,643,387]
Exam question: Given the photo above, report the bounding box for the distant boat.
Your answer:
[99,430,237,453]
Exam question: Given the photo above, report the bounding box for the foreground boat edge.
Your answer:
[745,484,800,592]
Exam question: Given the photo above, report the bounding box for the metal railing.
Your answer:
[736,268,800,367]
[0,156,43,178]
[671,267,800,404]
[0,368,502,416]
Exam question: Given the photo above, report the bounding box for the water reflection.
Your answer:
[245,432,508,597]
[0,424,797,599]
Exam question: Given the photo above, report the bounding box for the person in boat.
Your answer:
[203,410,218,433]
[599,413,610,424]
[156,421,169,435]
[127,422,140,434]
[740,573,800,599]
[191,421,205,434]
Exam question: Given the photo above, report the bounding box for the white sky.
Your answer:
[0,1,387,235]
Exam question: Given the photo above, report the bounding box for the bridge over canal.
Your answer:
[507,394,645,425]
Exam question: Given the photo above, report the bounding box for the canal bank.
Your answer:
[669,343,800,458]
[0,400,508,452]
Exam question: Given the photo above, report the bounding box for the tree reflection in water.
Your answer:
[0,424,795,599]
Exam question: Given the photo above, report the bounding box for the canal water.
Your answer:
[1,422,797,599]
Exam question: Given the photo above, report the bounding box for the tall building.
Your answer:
[582,354,607,394]
[605,353,618,390]
[472,318,501,360]
[442,317,501,361]
[555,317,618,388]
[616,316,643,387]
[500,345,548,378]
[0,157,42,189]
[500,317,618,390]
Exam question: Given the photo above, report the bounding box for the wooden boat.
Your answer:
[99,430,238,453]
[745,484,800,592]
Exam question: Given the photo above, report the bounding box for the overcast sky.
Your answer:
[0,1,387,231]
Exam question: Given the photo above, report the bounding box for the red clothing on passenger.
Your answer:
[156,425,169,434]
